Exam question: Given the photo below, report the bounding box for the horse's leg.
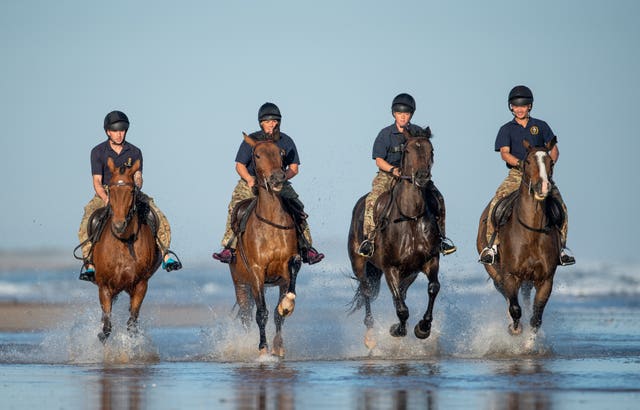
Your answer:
[503,275,523,335]
[98,286,113,343]
[278,256,301,317]
[530,278,553,332]
[272,286,287,359]
[415,258,440,339]
[254,286,269,355]
[127,280,149,334]
[234,283,253,330]
[386,268,409,337]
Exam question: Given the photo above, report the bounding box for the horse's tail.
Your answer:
[348,262,383,314]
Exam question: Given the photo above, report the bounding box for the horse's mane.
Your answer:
[406,125,432,139]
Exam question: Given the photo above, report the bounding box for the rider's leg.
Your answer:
[425,183,456,255]
[480,169,522,264]
[280,183,324,265]
[77,195,105,281]
[550,186,575,266]
[358,172,394,257]
[213,180,253,263]
[145,196,182,272]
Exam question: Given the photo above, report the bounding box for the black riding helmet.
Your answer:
[508,85,534,108]
[391,93,416,114]
[258,102,282,122]
[104,110,130,132]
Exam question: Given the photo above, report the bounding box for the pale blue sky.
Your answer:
[1,0,638,265]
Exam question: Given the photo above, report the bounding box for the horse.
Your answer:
[92,157,161,343]
[348,126,441,349]
[477,138,561,335]
[229,132,302,357]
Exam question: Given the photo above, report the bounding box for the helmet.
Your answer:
[508,85,534,107]
[258,102,281,122]
[391,93,416,114]
[103,110,130,131]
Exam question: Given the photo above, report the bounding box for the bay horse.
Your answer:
[92,157,161,343]
[348,126,441,349]
[477,138,561,335]
[229,133,301,357]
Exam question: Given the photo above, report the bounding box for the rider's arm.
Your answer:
[92,175,109,204]
[499,146,521,167]
[285,163,298,180]
[235,162,256,187]
[375,157,401,177]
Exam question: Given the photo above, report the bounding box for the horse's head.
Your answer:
[243,132,287,192]
[522,137,556,201]
[106,157,140,236]
[400,126,434,188]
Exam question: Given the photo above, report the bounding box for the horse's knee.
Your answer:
[509,303,522,320]
[428,281,440,296]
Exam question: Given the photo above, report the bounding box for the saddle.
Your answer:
[231,196,311,250]
[87,199,159,244]
[490,191,565,230]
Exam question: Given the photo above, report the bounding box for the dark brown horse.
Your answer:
[230,133,302,357]
[92,157,161,342]
[477,138,561,335]
[348,126,441,349]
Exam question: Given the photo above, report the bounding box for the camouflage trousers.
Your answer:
[77,190,172,261]
[363,171,447,239]
[485,168,569,245]
[220,179,313,248]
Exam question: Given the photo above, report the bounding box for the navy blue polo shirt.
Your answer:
[372,123,422,167]
[90,140,143,185]
[235,130,300,177]
[495,117,555,164]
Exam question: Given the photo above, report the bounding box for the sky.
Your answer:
[1,0,638,266]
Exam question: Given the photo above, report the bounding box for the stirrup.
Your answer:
[440,237,457,255]
[559,248,576,266]
[357,239,374,258]
[78,264,96,283]
[479,247,496,265]
[162,250,183,272]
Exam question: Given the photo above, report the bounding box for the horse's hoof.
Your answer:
[259,347,269,357]
[414,321,431,339]
[277,292,296,317]
[508,323,523,335]
[98,332,110,344]
[364,329,377,350]
[272,346,285,358]
[389,323,407,337]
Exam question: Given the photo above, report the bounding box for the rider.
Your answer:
[212,102,325,265]
[357,93,457,257]
[478,85,575,266]
[77,110,182,282]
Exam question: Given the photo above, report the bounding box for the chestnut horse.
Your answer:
[92,157,161,342]
[348,126,441,349]
[477,138,561,335]
[229,133,301,357]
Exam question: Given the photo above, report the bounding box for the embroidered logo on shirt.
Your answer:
[530,126,539,136]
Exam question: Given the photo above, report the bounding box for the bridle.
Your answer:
[108,180,140,241]
[391,137,433,222]
[516,150,554,234]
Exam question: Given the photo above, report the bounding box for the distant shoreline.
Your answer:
[0,301,218,332]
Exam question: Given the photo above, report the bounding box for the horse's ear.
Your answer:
[424,126,432,138]
[107,157,116,173]
[130,159,141,175]
[546,136,558,151]
[243,132,257,147]
[522,139,532,150]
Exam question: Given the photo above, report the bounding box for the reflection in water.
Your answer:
[355,361,439,409]
[488,360,552,410]
[89,366,154,410]
[232,362,298,410]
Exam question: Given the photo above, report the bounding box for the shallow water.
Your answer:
[1,261,640,409]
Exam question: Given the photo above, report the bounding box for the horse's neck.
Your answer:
[516,186,547,227]
[256,189,288,220]
[393,181,425,215]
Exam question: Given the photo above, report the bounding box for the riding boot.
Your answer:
[559,245,576,266]
[79,261,96,283]
[212,247,235,264]
[162,250,183,271]
[425,187,457,255]
[302,247,325,265]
